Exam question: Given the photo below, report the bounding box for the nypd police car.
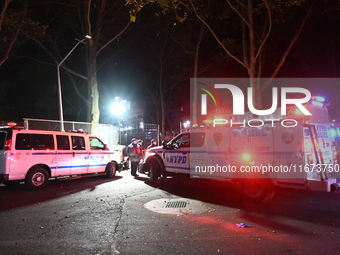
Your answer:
[0,124,120,189]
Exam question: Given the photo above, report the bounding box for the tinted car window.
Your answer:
[190,132,205,147]
[0,132,7,150]
[72,136,86,150]
[57,135,70,150]
[15,134,54,150]
[171,133,205,148]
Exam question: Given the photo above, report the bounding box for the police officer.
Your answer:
[126,138,142,177]
[147,139,157,149]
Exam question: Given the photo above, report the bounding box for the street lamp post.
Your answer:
[57,35,91,131]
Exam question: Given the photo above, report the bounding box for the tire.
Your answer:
[242,178,273,203]
[148,158,160,182]
[25,167,49,189]
[161,171,168,179]
[106,162,117,178]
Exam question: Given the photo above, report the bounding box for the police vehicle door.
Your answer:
[163,133,190,174]
[88,137,108,174]
[55,134,72,176]
[273,125,305,184]
[188,131,207,177]
[71,135,88,175]
[205,128,230,178]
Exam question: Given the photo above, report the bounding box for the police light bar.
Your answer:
[312,96,325,102]
[7,122,17,127]
[327,128,337,138]
[311,95,326,107]
[311,101,324,107]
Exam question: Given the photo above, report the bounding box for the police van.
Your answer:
[142,105,340,202]
[0,124,119,189]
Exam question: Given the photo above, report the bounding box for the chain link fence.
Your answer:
[23,118,119,147]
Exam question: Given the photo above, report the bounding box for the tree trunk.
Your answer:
[192,24,205,127]
[246,0,262,110]
[87,38,100,135]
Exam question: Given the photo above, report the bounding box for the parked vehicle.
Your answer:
[0,124,119,189]
[141,105,340,202]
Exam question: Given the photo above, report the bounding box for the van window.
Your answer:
[57,135,70,150]
[172,133,205,148]
[191,132,205,147]
[0,132,7,150]
[72,136,86,150]
[15,134,54,150]
[90,137,105,150]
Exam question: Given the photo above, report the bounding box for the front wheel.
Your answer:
[25,167,49,189]
[242,178,273,203]
[148,159,160,182]
[106,162,117,178]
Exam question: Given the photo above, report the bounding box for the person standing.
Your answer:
[147,139,157,149]
[137,139,144,157]
[126,138,142,177]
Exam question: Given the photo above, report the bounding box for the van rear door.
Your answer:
[0,130,9,180]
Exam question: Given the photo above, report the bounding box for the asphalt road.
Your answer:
[1,170,340,255]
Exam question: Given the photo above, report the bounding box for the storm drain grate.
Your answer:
[165,201,187,208]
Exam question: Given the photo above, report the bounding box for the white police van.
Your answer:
[142,105,340,202]
[0,123,119,189]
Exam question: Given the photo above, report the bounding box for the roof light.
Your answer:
[328,128,338,138]
[311,95,326,107]
[7,122,17,127]
[311,101,324,107]
[312,96,325,102]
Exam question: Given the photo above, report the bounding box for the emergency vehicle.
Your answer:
[142,104,340,202]
[0,124,120,189]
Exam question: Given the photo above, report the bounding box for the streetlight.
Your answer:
[111,98,128,116]
[57,35,92,131]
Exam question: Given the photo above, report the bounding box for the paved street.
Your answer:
[1,170,340,255]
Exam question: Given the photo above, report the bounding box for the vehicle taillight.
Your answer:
[4,139,11,150]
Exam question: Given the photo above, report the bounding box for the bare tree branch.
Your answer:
[0,0,27,66]
[0,0,11,30]
[188,0,249,70]
[96,21,131,57]
[254,0,272,65]
[261,6,312,93]
[87,0,92,36]
[226,0,250,28]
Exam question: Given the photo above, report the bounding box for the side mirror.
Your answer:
[104,144,109,150]
[162,140,175,150]
[162,140,168,149]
